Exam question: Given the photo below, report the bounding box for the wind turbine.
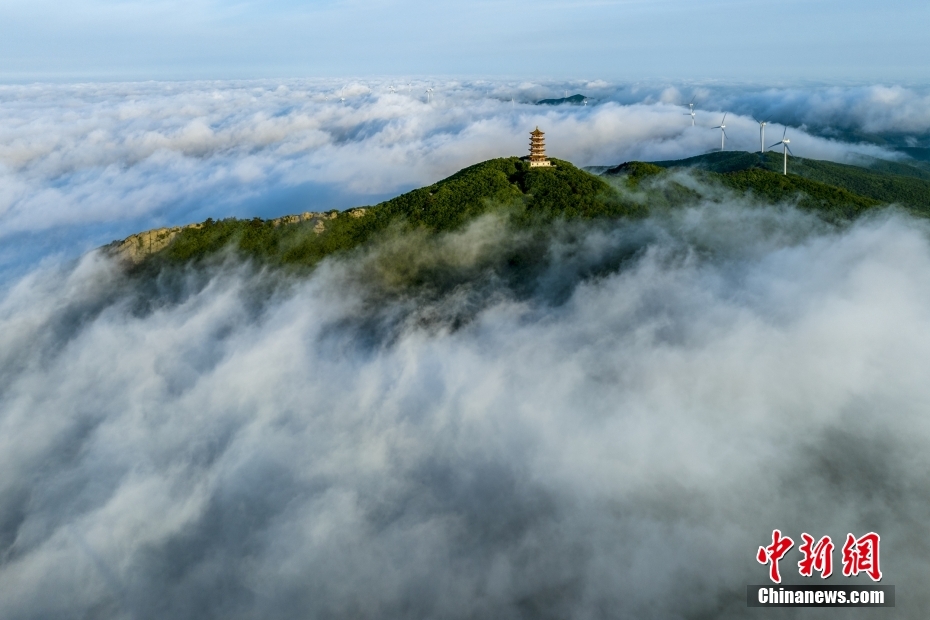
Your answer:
[768,128,793,175]
[389,85,396,94]
[684,96,696,126]
[583,97,588,106]
[756,118,769,154]
[425,87,433,103]
[713,113,728,151]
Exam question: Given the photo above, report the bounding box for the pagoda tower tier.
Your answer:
[528,127,551,167]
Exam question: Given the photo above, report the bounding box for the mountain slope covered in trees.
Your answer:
[642,150,930,212]
[108,152,930,274]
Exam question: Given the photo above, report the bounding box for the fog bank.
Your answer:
[1,199,929,618]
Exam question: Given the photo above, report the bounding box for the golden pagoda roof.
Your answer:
[530,127,544,136]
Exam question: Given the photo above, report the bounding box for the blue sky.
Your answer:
[1,0,928,81]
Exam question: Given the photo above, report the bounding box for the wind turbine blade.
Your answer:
[768,141,783,149]
[782,127,787,139]
[722,112,727,123]
[786,145,794,156]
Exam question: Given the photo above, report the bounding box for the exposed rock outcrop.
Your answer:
[105,208,369,265]
[105,223,203,265]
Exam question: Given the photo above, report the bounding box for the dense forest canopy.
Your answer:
[112,152,930,274]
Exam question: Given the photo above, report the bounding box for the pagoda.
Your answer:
[528,127,551,167]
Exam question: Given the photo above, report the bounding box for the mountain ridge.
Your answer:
[105,152,930,270]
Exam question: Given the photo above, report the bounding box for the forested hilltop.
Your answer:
[107,152,930,273]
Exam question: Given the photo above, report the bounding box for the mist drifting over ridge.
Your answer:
[3,78,930,282]
[3,78,930,618]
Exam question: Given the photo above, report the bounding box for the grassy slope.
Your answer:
[718,168,882,220]
[645,151,930,213]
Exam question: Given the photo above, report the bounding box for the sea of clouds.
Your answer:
[3,79,930,281]
[3,202,930,618]
[3,80,930,619]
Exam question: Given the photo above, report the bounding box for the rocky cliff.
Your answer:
[104,208,368,264]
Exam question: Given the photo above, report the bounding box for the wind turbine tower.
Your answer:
[713,113,728,151]
[758,119,768,154]
[768,128,793,175]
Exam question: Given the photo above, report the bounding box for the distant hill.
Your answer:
[536,94,586,106]
[896,147,930,164]
[108,152,930,273]
[630,151,930,215]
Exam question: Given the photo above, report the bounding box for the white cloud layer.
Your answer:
[1,199,930,617]
[4,79,929,285]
